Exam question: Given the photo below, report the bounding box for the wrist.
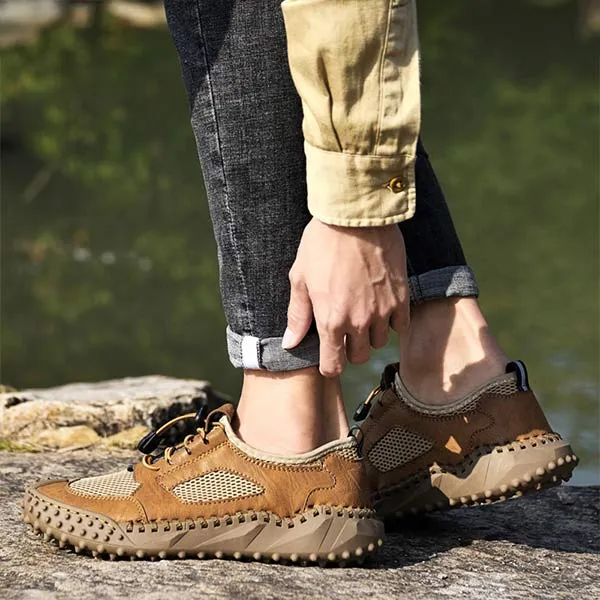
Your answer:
[314,217,398,235]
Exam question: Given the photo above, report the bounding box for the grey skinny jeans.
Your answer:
[164,0,478,371]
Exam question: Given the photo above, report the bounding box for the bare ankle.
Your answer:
[235,367,348,455]
[400,298,508,404]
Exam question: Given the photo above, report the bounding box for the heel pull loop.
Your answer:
[348,426,364,455]
[380,364,398,390]
[506,360,530,392]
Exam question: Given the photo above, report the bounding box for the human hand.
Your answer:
[282,218,410,376]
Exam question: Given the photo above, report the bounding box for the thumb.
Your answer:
[282,283,313,349]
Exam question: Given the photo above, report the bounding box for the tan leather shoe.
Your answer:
[22,404,383,564]
[353,361,578,520]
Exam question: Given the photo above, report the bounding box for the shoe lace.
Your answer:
[353,385,382,422]
[136,405,220,471]
[353,364,399,422]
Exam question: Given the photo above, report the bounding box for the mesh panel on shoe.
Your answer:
[337,445,361,462]
[69,470,139,497]
[455,378,521,414]
[486,378,519,396]
[368,428,433,472]
[172,471,264,503]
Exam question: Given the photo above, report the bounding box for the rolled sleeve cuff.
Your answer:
[305,142,416,227]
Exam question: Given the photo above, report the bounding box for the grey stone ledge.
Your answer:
[1,450,599,600]
[0,376,226,448]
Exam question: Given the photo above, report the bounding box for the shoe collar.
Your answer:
[219,414,360,465]
[390,364,524,417]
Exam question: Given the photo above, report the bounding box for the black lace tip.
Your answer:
[137,430,160,454]
[353,401,370,422]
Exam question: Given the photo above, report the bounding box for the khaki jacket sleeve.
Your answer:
[281,0,420,227]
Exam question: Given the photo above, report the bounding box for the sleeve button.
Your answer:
[386,177,405,193]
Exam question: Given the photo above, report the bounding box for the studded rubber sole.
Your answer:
[22,486,384,566]
[372,433,578,520]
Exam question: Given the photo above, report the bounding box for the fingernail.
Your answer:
[281,328,295,349]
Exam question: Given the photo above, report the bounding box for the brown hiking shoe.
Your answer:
[22,404,383,564]
[353,361,578,520]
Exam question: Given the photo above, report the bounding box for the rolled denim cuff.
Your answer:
[409,265,479,304]
[226,265,478,371]
[227,327,320,371]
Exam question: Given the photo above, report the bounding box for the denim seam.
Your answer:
[406,255,424,302]
[192,0,252,339]
[255,337,263,369]
[258,339,263,368]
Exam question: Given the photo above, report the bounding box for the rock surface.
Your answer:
[0,377,225,449]
[0,1,167,47]
[1,450,598,600]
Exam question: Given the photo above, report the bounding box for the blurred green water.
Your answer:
[1,1,598,483]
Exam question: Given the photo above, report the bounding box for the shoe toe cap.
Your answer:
[23,478,144,525]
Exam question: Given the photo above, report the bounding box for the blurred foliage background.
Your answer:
[1,0,598,483]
